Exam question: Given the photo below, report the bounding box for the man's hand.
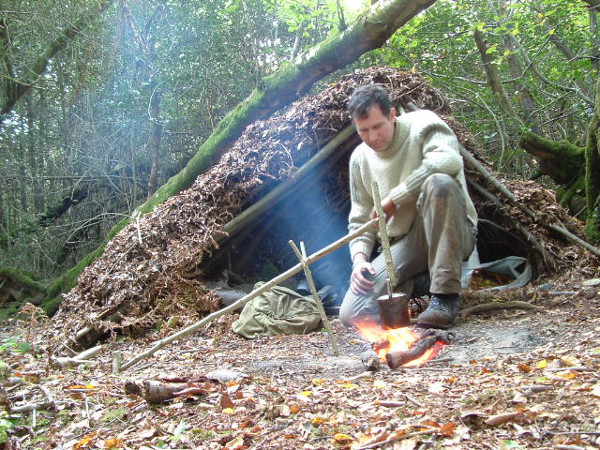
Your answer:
[350,258,376,295]
[370,196,396,221]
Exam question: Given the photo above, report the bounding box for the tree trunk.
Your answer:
[589,4,600,72]
[473,27,522,168]
[498,0,540,134]
[44,0,437,309]
[473,28,519,124]
[0,268,47,307]
[585,77,600,243]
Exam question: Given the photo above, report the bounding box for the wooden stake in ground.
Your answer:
[289,240,340,357]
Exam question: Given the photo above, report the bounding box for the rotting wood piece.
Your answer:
[124,380,208,404]
[386,329,453,369]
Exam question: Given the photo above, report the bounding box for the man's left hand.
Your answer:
[370,196,396,221]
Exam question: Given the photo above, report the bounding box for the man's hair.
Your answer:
[348,84,391,120]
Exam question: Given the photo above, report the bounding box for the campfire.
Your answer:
[356,321,453,369]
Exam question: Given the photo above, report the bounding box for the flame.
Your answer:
[355,321,445,367]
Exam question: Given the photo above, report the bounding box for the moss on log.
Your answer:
[0,267,48,318]
[519,131,586,211]
[519,131,585,185]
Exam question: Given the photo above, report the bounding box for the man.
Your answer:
[339,84,477,329]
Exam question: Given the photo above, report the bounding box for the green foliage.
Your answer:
[376,0,593,175]
[192,428,215,440]
[100,408,127,423]
[0,337,31,356]
[0,0,296,280]
[266,0,347,37]
[0,418,11,444]
[169,419,189,443]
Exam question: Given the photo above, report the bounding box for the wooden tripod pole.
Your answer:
[289,241,340,356]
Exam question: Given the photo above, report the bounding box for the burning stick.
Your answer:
[386,329,453,369]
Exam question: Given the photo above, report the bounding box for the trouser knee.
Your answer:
[422,173,457,199]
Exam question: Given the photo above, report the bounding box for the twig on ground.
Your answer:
[355,428,440,450]
[462,300,541,316]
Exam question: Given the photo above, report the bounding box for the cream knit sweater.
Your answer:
[348,109,477,261]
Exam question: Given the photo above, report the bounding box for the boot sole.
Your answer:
[416,320,453,330]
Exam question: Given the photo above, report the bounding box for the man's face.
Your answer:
[353,104,396,152]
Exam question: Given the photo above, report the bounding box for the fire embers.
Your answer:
[358,323,454,370]
[385,328,453,369]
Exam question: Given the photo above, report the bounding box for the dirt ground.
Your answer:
[0,275,599,449]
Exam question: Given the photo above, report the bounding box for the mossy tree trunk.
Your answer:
[0,268,47,319]
[519,132,585,185]
[585,77,600,243]
[42,0,437,312]
[519,132,586,216]
[520,76,600,244]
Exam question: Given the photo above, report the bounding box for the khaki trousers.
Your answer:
[339,173,477,327]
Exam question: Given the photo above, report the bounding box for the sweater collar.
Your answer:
[373,118,406,158]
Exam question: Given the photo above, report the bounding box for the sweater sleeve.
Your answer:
[347,152,377,261]
[389,112,463,206]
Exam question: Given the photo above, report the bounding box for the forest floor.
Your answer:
[0,274,599,450]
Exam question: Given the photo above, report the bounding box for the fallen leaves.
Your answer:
[2,286,600,449]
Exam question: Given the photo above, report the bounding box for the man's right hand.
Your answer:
[350,260,376,295]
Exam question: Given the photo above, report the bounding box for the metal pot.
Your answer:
[377,293,410,329]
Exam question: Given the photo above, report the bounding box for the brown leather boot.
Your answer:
[416,294,460,329]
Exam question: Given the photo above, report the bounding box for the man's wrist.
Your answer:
[352,252,368,266]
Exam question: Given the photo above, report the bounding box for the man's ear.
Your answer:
[389,108,396,121]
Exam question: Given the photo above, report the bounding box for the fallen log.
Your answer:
[386,329,453,369]
[53,345,103,368]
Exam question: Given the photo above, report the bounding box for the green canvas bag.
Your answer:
[232,282,322,338]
